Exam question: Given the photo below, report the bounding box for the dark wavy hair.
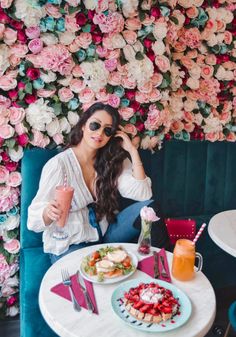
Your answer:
[68,102,127,222]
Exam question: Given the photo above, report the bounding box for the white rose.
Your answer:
[14,0,45,27]
[80,60,109,92]
[215,66,226,80]
[40,71,57,83]
[217,8,233,24]
[83,0,97,9]
[123,45,136,62]
[189,65,201,79]
[133,41,144,53]
[26,98,55,131]
[46,118,60,137]
[153,22,167,40]
[203,115,222,133]
[3,275,19,288]
[8,146,23,162]
[207,34,218,47]
[68,111,79,126]
[152,40,165,56]
[184,99,198,112]
[59,32,76,45]
[0,44,10,76]
[206,8,217,20]
[6,306,19,317]
[186,77,199,89]
[57,75,73,86]
[194,113,203,125]
[59,117,71,133]
[40,33,58,46]
[4,215,20,231]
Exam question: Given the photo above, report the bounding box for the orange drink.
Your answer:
[55,186,74,228]
[172,239,203,281]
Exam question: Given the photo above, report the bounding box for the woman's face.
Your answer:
[82,109,114,149]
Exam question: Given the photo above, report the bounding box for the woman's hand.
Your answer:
[43,200,62,225]
[115,130,137,154]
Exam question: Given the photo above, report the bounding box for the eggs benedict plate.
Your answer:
[80,246,138,283]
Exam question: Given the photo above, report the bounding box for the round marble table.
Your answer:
[39,243,216,337]
[208,210,236,257]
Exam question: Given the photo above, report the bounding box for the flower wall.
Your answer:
[0,0,236,318]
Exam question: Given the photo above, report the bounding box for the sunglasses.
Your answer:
[88,121,114,137]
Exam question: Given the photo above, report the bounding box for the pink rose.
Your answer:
[149,89,162,102]
[205,132,219,142]
[37,89,56,98]
[155,55,170,73]
[0,0,13,8]
[104,58,118,72]
[14,123,28,135]
[122,30,137,44]
[25,26,40,39]
[72,65,83,77]
[3,28,17,45]
[45,4,62,18]
[30,129,50,148]
[28,38,43,54]
[79,88,95,104]
[0,165,9,183]
[53,133,64,145]
[123,123,137,136]
[140,206,159,222]
[0,95,11,109]
[96,46,109,58]
[201,65,214,79]
[150,73,163,87]
[118,107,135,121]
[9,107,25,125]
[4,239,20,254]
[58,87,74,102]
[65,15,79,33]
[205,55,217,66]
[121,77,136,89]
[0,75,17,91]
[95,88,109,102]
[138,81,152,94]
[69,79,86,93]
[0,124,15,139]
[7,171,22,187]
[16,133,29,146]
[108,94,120,108]
[135,92,149,103]
[186,6,199,18]
[9,43,28,58]
[224,31,233,45]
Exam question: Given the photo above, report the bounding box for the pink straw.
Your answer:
[63,173,67,187]
[192,223,206,245]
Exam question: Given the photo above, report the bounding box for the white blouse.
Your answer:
[27,148,152,255]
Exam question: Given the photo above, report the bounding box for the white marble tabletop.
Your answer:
[39,243,216,337]
[208,210,236,257]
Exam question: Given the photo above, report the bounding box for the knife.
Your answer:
[153,251,160,279]
[76,271,94,313]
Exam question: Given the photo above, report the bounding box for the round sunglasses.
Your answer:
[88,121,114,137]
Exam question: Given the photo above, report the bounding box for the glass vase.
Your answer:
[137,219,152,255]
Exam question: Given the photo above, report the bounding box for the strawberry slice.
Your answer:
[133,301,144,309]
[162,306,173,314]
[140,304,152,313]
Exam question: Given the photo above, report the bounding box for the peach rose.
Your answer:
[216,20,226,32]
[184,122,195,132]
[184,111,194,122]
[37,89,56,98]
[201,65,214,79]
[72,65,83,77]
[186,50,198,59]
[122,30,137,45]
[69,79,86,93]
[9,107,25,125]
[125,18,142,31]
[186,6,199,18]
[205,132,219,142]
[0,75,17,91]
[79,87,95,104]
[7,171,22,187]
[118,107,135,121]
[138,81,153,94]
[123,123,137,136]
[155,55,170,73]
[58,87,74,102]
[75,33,92,49]
[10,44,28,58]
[3,28,17,45]
[171,120,184,133]
[121,77,136,89]
[224,31,233,45]
[181,56,195,70]
[150,73,163,87]
[226,132,236,142]
[95,88,109,102]
[106,50,120,60]
[205,54,217,65]
[108,72,122,86]
[0,165,9,184]
[173,41,186,52]
[45,3,62,18]
[135,92,149,104]
[65,15,79,33]
[149,89,162,102]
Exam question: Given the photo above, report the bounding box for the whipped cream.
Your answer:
[140,288,163,304]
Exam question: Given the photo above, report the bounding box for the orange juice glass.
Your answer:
[171,239,203,281]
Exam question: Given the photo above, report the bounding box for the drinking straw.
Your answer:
[63,173,67,187]
[192,223,206,245]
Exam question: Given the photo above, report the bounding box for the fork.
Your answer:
[159,256,169,279]
[61,269,81,312]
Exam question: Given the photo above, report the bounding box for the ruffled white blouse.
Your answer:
[27,148,152,255]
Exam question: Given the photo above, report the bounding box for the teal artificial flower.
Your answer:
[143,25,153,34]
[56,18,65,32]
[75,49,86,62]
[7,206,19,216]
[114,86,125,98]
[160,6,170,17]
[39,19,47,33]
[19,63,25,76]
[47,0,62,4]
[220,44,228,54]
[33,78,45,90]
[68,98,79,110]
[173,132,183,141]
[0,214,7,224]
[191,8,208,28]
[87,45,96,57]
[45,17,56,32]
[120,98,130,107]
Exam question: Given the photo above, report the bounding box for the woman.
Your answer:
[27,102,169,263]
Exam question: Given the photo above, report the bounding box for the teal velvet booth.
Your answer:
[20,140,236,337]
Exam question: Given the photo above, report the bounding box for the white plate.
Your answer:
[79,249,138,284]
[111,277,192,332]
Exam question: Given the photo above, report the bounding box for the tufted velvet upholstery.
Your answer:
[20,141,236,337]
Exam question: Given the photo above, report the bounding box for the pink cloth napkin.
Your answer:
[50,274,99,314]
[137,248,172,283]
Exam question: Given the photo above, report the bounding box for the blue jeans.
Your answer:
[49,199,152,264]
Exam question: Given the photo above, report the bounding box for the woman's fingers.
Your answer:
[47,200,62,221]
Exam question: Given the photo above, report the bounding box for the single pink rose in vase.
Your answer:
[138,206,159,255]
